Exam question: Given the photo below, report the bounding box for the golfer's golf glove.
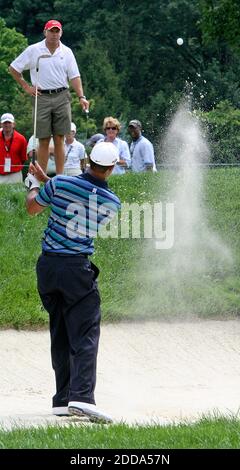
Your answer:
[25,173,40,191]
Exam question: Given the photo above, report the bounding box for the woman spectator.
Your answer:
[101,116,131,175]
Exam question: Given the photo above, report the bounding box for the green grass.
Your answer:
[0,416,240,448]
[0,168,239,328]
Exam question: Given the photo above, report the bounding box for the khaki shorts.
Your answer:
[32,89,72,139]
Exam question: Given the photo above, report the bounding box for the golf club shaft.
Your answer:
[32,80,38,165]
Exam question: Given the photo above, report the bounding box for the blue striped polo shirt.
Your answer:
[35,172,121,254]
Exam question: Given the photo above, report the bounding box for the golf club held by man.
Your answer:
[9,19,89,175]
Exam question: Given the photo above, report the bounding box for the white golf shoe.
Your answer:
[68,401,113,424]
[52,406,70,416]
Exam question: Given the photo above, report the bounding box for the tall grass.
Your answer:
[0,168,239,328]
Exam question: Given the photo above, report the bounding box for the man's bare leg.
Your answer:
[53,135,65,174]
[37,137,51,172]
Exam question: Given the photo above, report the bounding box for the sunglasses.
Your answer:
[105,126,117,131]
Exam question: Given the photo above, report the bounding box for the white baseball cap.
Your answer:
[90,142,119,166]
[71,122,76,133]
[1,113,14,123]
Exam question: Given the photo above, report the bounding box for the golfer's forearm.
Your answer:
[70,77,85,98]
[9,66,30,93]
[26,190,44,215]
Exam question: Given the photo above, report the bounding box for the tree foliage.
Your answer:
[199,0,240,51]
[1,1,240,161]
[0,0,55,41]
[199,100,240,163]
[0,18,32,136]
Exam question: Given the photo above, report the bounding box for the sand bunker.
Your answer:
[0,320,240,429]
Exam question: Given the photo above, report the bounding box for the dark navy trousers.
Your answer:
[36,253,101,407]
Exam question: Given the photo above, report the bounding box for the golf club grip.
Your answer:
[32,148,36,165]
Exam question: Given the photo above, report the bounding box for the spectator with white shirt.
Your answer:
[64,122,86,176]
[128,120,157,172]
[9,19,89,175]
[27,135,56,176]
[101,116,131,175]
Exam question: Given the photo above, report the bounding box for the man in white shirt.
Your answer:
[9,19,89,175]
[128,120,157,172]
[64,122,86,176]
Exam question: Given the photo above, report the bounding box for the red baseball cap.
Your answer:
[44,20,62,31]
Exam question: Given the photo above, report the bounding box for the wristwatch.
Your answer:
[79,95,86,100]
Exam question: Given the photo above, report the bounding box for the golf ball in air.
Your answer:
[177,38,183,46]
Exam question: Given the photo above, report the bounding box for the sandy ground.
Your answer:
[0,319,240,430]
